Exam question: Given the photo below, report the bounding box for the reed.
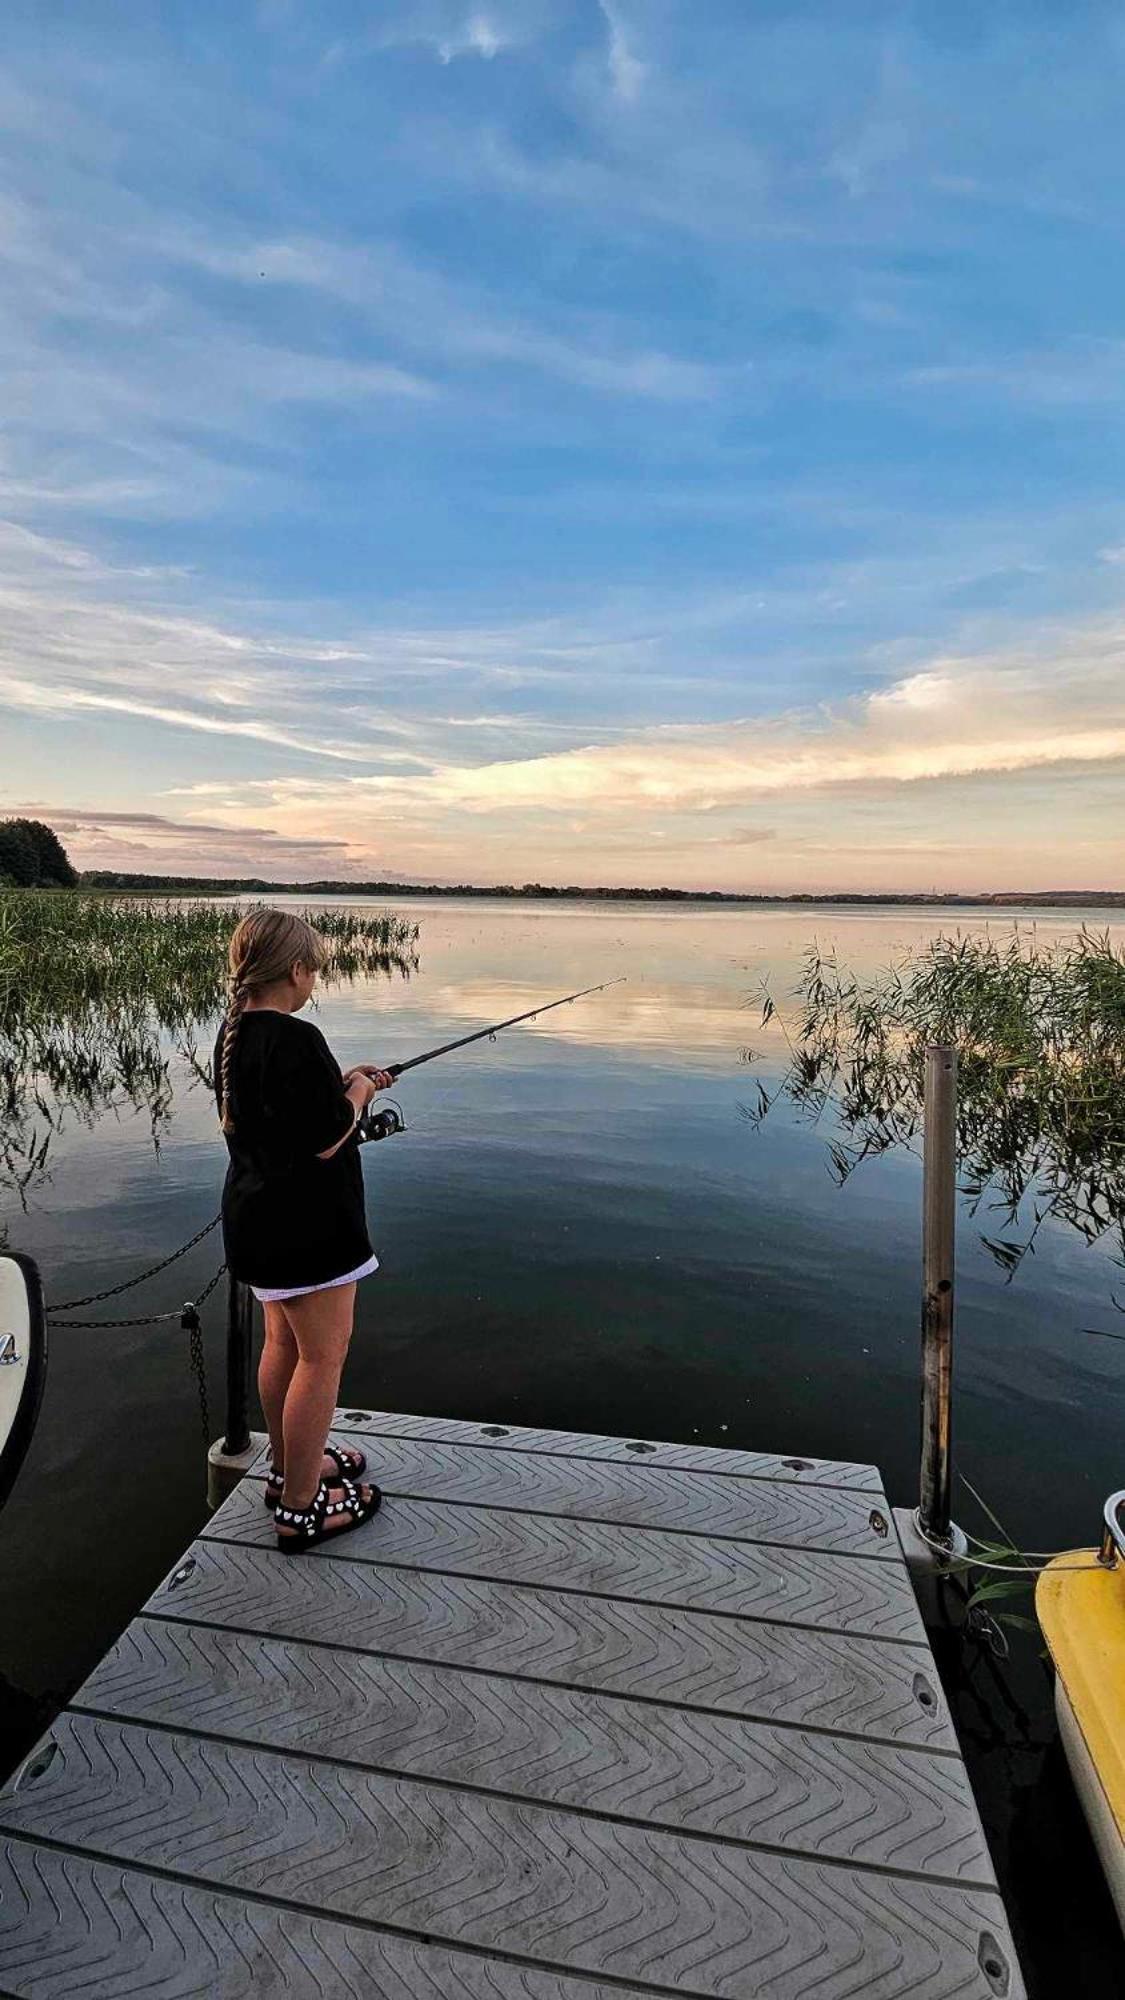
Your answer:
[0,892,418,1207]
[748,928,1125,1314]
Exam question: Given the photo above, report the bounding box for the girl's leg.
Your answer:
[260,1296,367,1492]
[278,1283,367,1512]
[258,1300,298,1470]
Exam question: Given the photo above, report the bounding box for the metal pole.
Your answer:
[222,1273,252,1457]
[919,1044,957,1548]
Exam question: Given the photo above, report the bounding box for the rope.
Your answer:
[48,1214,221,1312]
[912,1512,1108,1575]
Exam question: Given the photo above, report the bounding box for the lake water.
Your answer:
[2,895,1123,1995]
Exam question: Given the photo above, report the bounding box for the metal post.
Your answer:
[1099,1491,1125,1569]
[222,1273,252,1457]
[918,1044,958,1549]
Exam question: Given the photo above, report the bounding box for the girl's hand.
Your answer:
[344,1065,394,1092]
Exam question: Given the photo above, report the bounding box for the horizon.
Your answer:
[2,5,1124,891]
[68,855,1125,906]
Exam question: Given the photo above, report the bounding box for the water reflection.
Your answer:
[403,976,748,1062]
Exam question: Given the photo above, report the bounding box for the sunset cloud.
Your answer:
[300,626,1123,828]
[142,621,1125,889]
[13,805,364,878]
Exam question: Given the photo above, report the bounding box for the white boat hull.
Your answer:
[0,1251,47,1510]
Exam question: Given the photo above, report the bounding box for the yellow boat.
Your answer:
[1036,1492,1125,1931]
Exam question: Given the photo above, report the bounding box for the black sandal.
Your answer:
[263,1442,367,1511]
[274,1474,382,1554]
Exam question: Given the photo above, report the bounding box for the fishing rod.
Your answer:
[356,977,625,1142]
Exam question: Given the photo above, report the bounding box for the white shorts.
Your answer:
[251,1253,380,1304]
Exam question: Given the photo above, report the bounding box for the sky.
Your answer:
[1,0,1124,893]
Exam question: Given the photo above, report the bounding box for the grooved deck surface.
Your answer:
[0,1408,1025,1998]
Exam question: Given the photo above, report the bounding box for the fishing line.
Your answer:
[388,976,624,1077]
[357,976,625,1142]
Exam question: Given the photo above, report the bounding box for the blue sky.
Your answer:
[1,0,1123,888]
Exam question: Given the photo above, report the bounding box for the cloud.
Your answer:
[599,2,645,104]
[0,539,371,760]
[13,580,1112,892]
[0,518,414,764]
[346,1,545,67]
[158,230,720,403]
[3,508,1122,874]
[0,627,363,770]
[906,341,1125,409]
[379,633,1125,817]
[0,178,440,531]
[11,804,362,877]
[829,117,911,200]
[115,606,1122,891]
[0,519,191,581]
[185,341,436,412]
[471,93,772,247]
[0,517,786,772]
[22,804,343,847]
[434,12,506,62]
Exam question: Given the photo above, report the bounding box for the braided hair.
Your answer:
[218,979,250,1135]
[218,908,329,1135]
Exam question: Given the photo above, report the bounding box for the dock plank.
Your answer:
[0,1714,1022,1999]
[327,1408,885,1492]
[0,1837,671,2000]
[205,1486,925,1639]
[144,1538,954,1746]
[243,1431,897,1555]
[0,1408,1024,1997]
[76,1617,995,1882]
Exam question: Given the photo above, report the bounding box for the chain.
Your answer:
[49,1307,186,1328]
[48,1256,227,1329]
[49,1214,221,1312]
[193,1261,227,1311]
[185,1302,212,1448]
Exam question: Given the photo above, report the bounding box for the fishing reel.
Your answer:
[356,1100,406,1145]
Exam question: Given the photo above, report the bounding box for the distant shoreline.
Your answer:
[77,872,1125,909]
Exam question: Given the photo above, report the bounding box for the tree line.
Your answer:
[0,818,77,888]
[78,871,1125,907]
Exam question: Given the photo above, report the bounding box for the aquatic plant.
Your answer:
[0,892,418,1206]
[747,929,1125,1309]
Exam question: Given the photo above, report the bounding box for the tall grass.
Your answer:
[0,892,418,1207]
[748,928,1125,1312]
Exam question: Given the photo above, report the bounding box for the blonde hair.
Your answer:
[219,908,328,1134]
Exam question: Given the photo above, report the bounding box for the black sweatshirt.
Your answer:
[215,1010,373,1289]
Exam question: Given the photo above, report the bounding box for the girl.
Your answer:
[216,908,392,1554]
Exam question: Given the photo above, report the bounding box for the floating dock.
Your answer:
[0,1409,1024,1997]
